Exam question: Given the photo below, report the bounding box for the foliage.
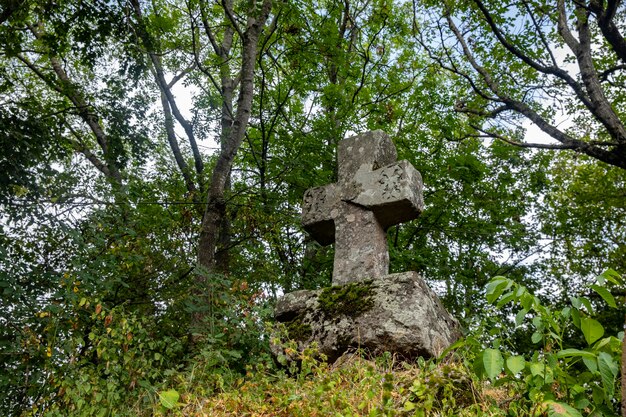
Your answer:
[8,271,623,416]
[35,266,619,417]
[2,250,272,416]
[538,155,626,286]
[0,0,152,189]
[0,97,68,202]
[31,305,184,417]
[392,138,544,321]
[0,174,271,415]
[416,0,626,169]
[115,347,504,416]
[468,270,624,416]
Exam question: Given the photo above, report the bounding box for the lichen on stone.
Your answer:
[317,280,374,318]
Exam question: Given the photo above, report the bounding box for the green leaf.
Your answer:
[556,349,596,360]
[594,336,621,351]
[515,308,527,326]
[598,268,623,285]
[496,290,516,307]
[159,389,180,409]
[506,355,525,375]
[531,332,543,344]
[597,352,618,398]
[570,308,581,328]
[592,386,605,406]
[404,401,416,411]
[482,348,504,381]
[569,296,582,309]
[473,353,485,379]
[582,357,597,373]
[589,284,616,308]
[580,318,604,345]
[521,292,534,310]
[543,400,583,417]
[596,272,606,285]
[580,297,593,314]
[486,277,511,304]
[530,362,544,377]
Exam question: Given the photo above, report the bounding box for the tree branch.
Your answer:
[522,0,559,68]
[572,2,626,143]
[472,0,595,112]
[167,64,196,89]
[589,0,626,62]
[130,0,205,181]
[599,64,626,81]
[17,53,122,183]
[198,1,222,55]
[156,86,198,197]
[470,124,576,150]
[221,0,244,39]
[65,126,115,178]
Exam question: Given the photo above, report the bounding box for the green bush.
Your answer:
[465,269,624,416]
[27,301,184,417]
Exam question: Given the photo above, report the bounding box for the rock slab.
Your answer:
[273,272,462,362]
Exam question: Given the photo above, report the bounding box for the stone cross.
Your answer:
[302,130,424,286]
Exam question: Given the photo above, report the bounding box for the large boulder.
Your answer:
[273,272,462,362]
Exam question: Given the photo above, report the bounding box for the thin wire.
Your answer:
[3,200,207,207]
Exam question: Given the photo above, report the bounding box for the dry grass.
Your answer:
[146,353,511,417]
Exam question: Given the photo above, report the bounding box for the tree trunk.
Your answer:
[215,66,235,274]
[194,0,273,330]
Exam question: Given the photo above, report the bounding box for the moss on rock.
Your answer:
[317,280,374,318]
[285,314,313,341]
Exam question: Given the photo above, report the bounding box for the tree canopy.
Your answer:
[418,0,626,168]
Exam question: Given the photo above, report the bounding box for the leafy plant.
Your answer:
[470,269,624,416]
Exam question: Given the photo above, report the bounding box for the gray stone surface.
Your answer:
[273,272,462,362]
[302,130,423,286]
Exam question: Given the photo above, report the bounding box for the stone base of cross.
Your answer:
[301,130,424,286]
[273,272,462,363]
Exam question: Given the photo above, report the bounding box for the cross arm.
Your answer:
[348,160,424,229]
[301,183,340,245]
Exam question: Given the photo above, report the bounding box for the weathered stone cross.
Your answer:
[302,130,424,286]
